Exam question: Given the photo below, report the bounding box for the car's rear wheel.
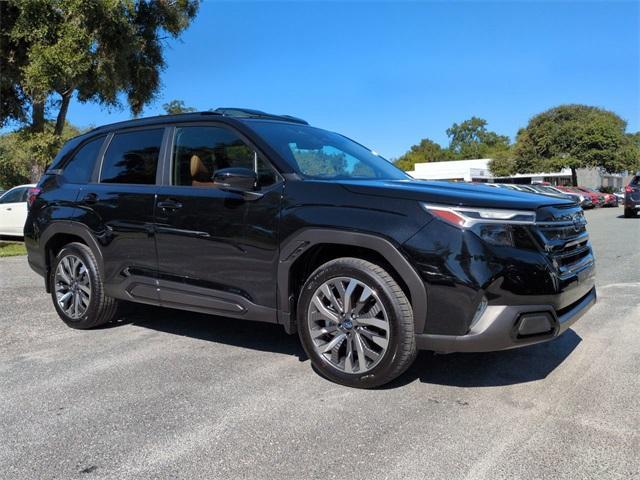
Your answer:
[50,242,120,329]
[297,257,416,388]
[624,208,637,218]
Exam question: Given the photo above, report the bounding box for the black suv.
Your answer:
[624,174,640,217]
[24,109,596,388]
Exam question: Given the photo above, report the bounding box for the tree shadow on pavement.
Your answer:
[106,303,581,388]
[386,329,582,389]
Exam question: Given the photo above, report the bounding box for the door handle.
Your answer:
[82,193,98,204]
[5,207,11,211]
[157,200,183,210]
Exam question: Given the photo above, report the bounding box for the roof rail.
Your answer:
[213,108,308,125]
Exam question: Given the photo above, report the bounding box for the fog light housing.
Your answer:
[516,312,555,337]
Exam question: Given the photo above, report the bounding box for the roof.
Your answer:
[87,108,308,135]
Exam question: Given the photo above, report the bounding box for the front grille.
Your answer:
[532,205,593,276]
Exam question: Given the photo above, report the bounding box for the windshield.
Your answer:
[249,121,409,180]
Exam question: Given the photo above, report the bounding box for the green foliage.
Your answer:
[0,0,199,180]
[394,138,452,171]
[3,0,199,116]
[163,100,197,115]
[488,148,516,177]
[514,105,639,180]
[446,117,510,159]
[0,122,81,188]
[394,117,510,171]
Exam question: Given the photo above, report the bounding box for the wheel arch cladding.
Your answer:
[278,229,428,334]
[42,222,104,292]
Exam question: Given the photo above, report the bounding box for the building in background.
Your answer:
[407,159,632,189]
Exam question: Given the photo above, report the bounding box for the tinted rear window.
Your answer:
[100,129,163,184]
[63,137,105,184]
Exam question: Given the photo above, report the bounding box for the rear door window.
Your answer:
[100,129,163,184]
[63,136,105,184]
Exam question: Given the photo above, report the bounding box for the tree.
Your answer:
[163,100,197,115]
[446,117,510,159]
[0,122,82,188]
[514,105,639,186]
[394,138,453,171]
[488,148,516,177]
[0,0,199,180]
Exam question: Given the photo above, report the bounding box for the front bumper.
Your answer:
[415,287,596,353]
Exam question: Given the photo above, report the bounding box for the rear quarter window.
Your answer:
[62,136,105,184]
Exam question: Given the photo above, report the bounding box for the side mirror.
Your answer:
[213,167,257,192]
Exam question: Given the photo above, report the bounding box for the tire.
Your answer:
[50,242,120,329]
[297,257,416,388]
[624,208,636,218]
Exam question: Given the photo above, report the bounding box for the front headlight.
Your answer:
[421,204,536,227]
[422,203,536,247]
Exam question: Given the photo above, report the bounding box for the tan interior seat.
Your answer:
[190,154,214,186]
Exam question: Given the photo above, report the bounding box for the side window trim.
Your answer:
[94,126,169,186]
[91,132,114,183]
[164,122,283,189]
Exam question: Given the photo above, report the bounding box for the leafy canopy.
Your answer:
[446,117,510,160]
[514,105,639,175]
[394,117,510,171]
[394,139,453,171]
[0,0,199,182]
[163,100,197,115]
[0,122,82,188]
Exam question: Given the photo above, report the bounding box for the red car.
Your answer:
[597,191,619,207]
[575,187,612,207]
[558,186,604,207]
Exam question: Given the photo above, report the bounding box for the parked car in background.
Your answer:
[553,186,593,209]
[527,184,583,204]
[557,186,600,208]
[624,174,640,217]
[573,187,605,207]
[0,184,37,237]
[598,191,618,207]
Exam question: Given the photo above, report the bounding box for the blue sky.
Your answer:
[64,0,639,159]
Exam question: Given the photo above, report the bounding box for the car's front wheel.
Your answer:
[50,242,120,329]
[297,257,416,388]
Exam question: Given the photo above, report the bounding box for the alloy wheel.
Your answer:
[307,276,390,374]
[54,255,91,320]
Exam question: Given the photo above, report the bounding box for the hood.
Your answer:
[336,179,575,210]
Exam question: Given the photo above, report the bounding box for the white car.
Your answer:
[0,184,36,237]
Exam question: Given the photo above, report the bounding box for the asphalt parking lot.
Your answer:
[0,208,638,479]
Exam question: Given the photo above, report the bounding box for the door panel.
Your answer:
[77,183,159,290]
[77,127,165,300]
[0,202,26,235]
[154,124,282,318]
[154,184,282,314]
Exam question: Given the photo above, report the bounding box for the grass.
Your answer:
[0,241,27,257]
